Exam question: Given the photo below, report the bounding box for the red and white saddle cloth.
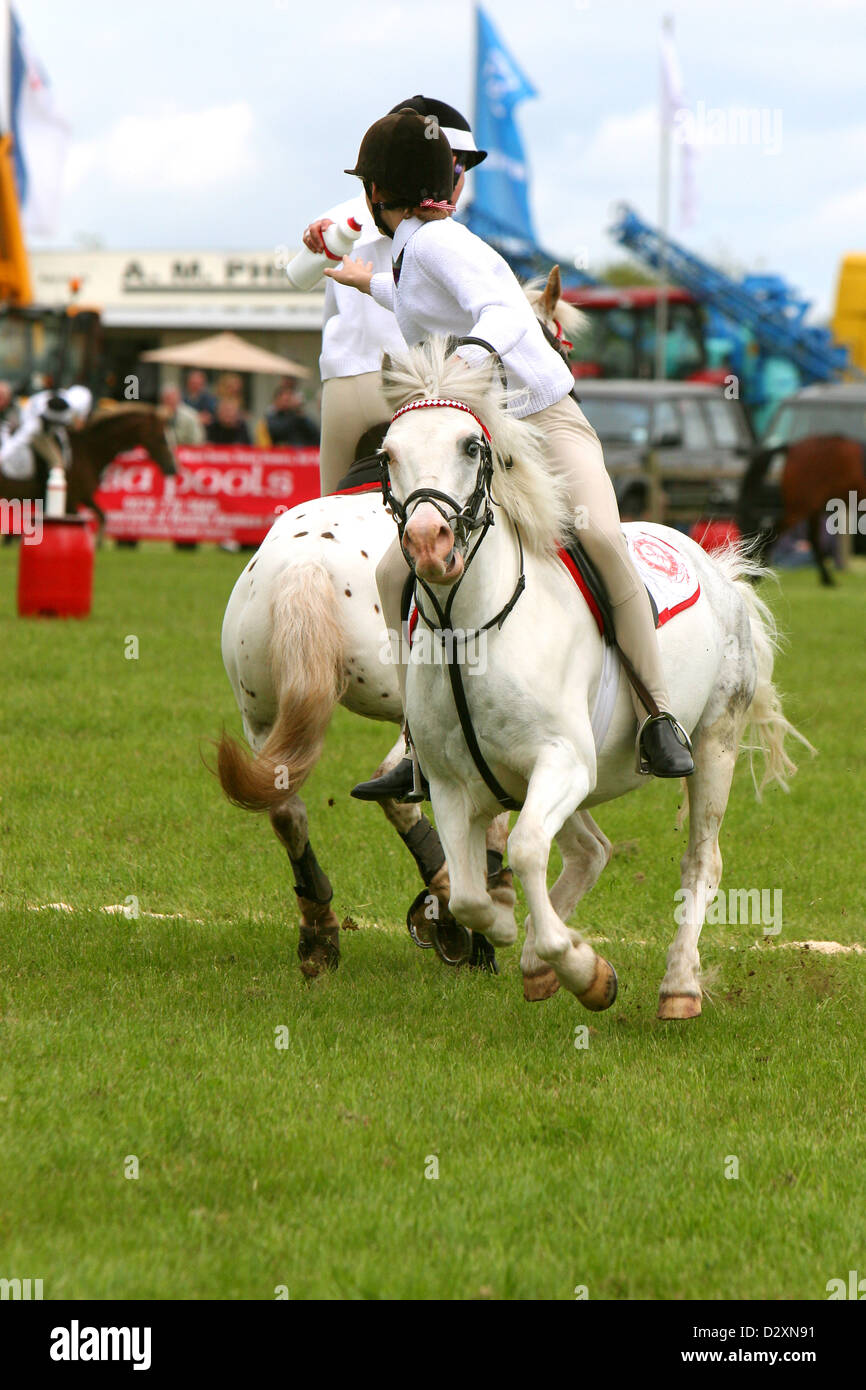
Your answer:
[559,526,701,638]
[564,527,701,753]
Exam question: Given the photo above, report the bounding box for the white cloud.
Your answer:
[65,102,259,195]
[808,183,866,237]
[578,105,658,183]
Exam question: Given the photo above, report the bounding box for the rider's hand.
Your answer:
[303,218,333,253]
[323,257,374,294]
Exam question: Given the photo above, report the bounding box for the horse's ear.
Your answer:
[381,351,393,382]
[542,264,562,318]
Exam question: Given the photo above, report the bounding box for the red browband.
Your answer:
[389,398,491,439]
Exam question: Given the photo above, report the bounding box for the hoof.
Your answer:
[297,929,340,977]
[406,888,438,949]
[431,916,473,967]
[657,992,701,1020]
[577,956,618,1012]
[297,902,341,977]
[522,967,560,1002]
[469,932,499,974]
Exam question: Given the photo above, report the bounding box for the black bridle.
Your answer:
[377,339,526,810]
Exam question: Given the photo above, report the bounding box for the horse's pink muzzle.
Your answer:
[402,503,464,585]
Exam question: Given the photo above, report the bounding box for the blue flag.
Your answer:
[466,6,538,253]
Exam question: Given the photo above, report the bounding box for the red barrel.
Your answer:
[17,516,95,618]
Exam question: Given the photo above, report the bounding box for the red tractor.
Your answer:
[563,284,728,387]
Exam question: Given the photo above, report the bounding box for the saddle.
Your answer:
[558,537,659,640]
[334,423,389,493]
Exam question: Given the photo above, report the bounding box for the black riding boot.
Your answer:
[637,713,695,778]
[351,751,430,804]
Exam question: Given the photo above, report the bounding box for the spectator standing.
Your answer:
[206,398,251,445]
[160,384,205,445]
[184,370,218,425]
[259,381,320,446]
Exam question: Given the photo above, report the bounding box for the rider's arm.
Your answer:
[369,272,394,311]
[413,225,531,362]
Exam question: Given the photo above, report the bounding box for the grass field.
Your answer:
[1,542,864,1301]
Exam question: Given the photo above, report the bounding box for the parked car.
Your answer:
[575,380,753,521]
[737,382,866,540]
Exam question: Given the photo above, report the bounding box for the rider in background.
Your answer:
[325,109,695,799]
[0,384,92,481]
[301,95,486,496]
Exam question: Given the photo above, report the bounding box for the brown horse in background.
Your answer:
[739,433,866,585]
[1,403,176,531]
[781,435,865,585]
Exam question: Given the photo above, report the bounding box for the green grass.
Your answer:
[0,543,864,1300]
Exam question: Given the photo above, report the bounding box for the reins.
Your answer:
[377,339,526,809]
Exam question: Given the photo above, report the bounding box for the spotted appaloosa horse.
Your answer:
[217,487,516,976]
[216,270,585,978]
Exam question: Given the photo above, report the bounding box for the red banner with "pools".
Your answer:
[94,445,322,544]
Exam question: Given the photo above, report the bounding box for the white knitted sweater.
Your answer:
[369,216,573,417]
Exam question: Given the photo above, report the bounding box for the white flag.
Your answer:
[660,24,698,228]
[10,7,71,236]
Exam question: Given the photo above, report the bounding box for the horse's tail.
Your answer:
[217,560,347,811]
[711,542,816,798]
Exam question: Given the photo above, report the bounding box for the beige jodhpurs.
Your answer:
[375,391,671,724]
[318,371,391,495]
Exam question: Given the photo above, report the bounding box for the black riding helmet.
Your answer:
[388,94,487,170]
[345,109,455,233]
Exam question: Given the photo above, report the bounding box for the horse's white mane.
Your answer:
[381,337,571,555]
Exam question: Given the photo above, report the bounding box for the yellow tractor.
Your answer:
[832,254,866,374]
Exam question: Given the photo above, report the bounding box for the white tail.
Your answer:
[217,560,347,811]
[711,544,816,797]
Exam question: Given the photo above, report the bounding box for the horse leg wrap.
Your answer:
[290,841,333,905]
[486,849,514,902]
[399,816,446,886]
[486,849,503,879]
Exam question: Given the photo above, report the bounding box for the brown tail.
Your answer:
[217,560,347,811]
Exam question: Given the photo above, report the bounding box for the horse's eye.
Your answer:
[464,437,480,459]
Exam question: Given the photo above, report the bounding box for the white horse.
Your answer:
[371,338,813,1019]
[217,273,579,977]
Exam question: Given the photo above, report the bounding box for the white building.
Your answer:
[29,248,326,420]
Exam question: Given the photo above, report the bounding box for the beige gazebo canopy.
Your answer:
[141,331,310,378]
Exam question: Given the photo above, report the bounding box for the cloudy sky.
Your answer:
[18,0,866,319]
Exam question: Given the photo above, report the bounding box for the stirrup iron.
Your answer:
[636,711,694,777]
